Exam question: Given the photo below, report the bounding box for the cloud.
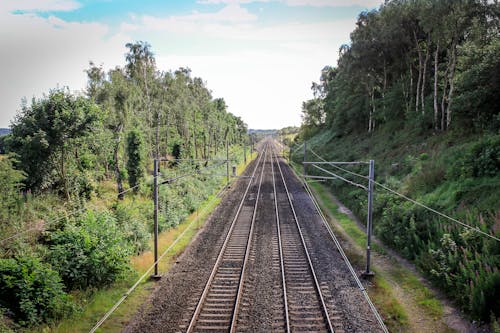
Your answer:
[285,0,382,7]
[122,4,257,33]
[197,0,382,7]
[0,10,129,127]
[0,0,81,13]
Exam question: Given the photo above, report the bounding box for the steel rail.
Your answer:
[186,143,268,333]
[229,145,268,332]
[273,149,335,333]
[271,147,291,333]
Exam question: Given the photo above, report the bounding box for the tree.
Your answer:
[126,129,145,191]
[9,89,98,198]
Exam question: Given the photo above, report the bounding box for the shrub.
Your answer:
[0,256,72,327]
[114,202,150,254]
[48,211,132,290]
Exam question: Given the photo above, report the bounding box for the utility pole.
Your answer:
[152,159,160,279]
[303,141,307,177]
[244,140,247,165]
[363,159,375,277]
[226,140,229,186]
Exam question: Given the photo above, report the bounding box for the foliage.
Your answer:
[7,89,99,197]
[0,156,26,223]
[0,40,249,328]
[126,129,145,191]
[0,256,72,327]
[48,211,132,290]
[113,201,151,254]
[300,0,499,136]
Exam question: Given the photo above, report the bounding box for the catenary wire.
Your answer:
[305,148,499,243]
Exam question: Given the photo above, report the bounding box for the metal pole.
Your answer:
[303,141,307,176]
[226,140,229,186]
[364,159,375,277]
[244,140,247,165]
[152,159,160,279]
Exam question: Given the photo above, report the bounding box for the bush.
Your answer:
[48,211,132,290]
[0,256,72,327]
[114,202,150,254]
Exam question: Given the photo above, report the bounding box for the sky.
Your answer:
[0,0,383,129]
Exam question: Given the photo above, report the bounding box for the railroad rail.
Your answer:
[184,143,269,333]
[271,147,342,333]
[181,140,349,332]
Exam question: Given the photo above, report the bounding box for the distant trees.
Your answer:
[302,0,499,138]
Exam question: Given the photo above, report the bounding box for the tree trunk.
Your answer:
[114,126,124,200]
[368,87,376,133]
[446,43,457,129]
[61,144,70,200]
[421,33,430,114]
[414,30,422,113]
[433,43,439,131]
[440,77,448,131]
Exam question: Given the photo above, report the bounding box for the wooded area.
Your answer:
[0,42,249,330]
[296,0,499,325]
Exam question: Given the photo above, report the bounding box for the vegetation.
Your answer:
[0,41,249,329]
[294,0,499,325]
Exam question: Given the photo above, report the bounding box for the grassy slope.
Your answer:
[289,126,499,330]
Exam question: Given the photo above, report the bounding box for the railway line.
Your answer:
[179,140,346,333]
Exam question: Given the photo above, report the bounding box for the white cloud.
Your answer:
[197,0,382,7]
[122,4,257,33]
[0,0,360,129]
[147,18,355,129]
[285,0,382,7]
[0,0,81,13]
[0,11,129,127]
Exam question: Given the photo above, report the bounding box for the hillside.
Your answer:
[0,128,10,136]
[292,0,499,325]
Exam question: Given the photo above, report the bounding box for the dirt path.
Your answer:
[314,187,481,333]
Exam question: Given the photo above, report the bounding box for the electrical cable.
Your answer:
[0,206,89,244]
[283,153,388,332]
[88,187,226,333]
[301,179,389,333]
[308,148,368,179]
[311,164,368,190]
[306,148,500,242]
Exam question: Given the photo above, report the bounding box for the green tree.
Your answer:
[126,129,145,191]
[9,89,99,198]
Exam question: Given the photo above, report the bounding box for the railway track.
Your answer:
[179,140,345,333]
[182,143,269,333]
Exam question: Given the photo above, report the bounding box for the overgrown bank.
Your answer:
[291,129,499,326]
[292,0,499,326]
[0,41,251,331]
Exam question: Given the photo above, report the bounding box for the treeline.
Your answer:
[0,42,248,329]
[301,0,499,138]
[295,0,499,325]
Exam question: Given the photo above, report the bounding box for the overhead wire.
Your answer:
[282,151,388,332]
[305,148,500,243]
[89,185,227,333]
[1,159,228,245]
[310,164,367,190]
